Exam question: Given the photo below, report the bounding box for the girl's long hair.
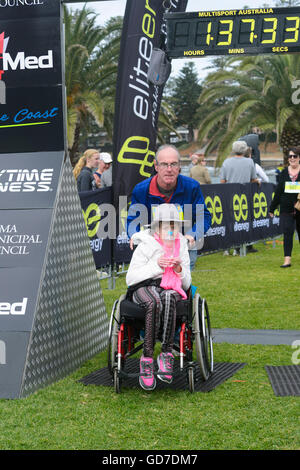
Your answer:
[73,149,98,180]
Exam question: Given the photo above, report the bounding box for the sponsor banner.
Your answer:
[112,0,188,209]
[227,183,253,247]
[0,267,41,331]
[0,208,52,267]
[203,184,232,251]
[0,0,64,152]
[251,183,281,241]
[0,151,64,209]
[0,17,62,88]
[79,187,113,269]
[0,0,60,20]
[0,86,64,152]
[203,183,283,251]
[0,331,30,399]
[79,183,283,267]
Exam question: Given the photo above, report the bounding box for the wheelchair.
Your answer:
[107,287,213,393]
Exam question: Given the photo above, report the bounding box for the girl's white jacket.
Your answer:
[126,230,191,291]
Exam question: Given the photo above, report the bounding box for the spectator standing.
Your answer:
[238,133,261,165]
[101,165,112,187]
[220,141,258,184]
[245,146,269,183]
[220,140,259,255]
[188,153,199,171]
[94,152,112,187]
[190,153,211,184]
[269,147,300,268]
[275,162,285,184]
[73,149,100,192]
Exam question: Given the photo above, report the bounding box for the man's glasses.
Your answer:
[157,162,180,169]
[288,154,299,159]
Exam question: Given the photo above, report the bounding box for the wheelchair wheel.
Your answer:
[201,297,214,375]
[193,293,213,380]
[108,294,125,375]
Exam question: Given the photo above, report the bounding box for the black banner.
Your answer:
[79,188,113,269]
[0,0,60,20]
[112,0,188,208]
[203,183,282,252]
[79,183,283,267]
[0,0,64,153]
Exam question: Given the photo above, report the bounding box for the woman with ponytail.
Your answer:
[73,149,100,192]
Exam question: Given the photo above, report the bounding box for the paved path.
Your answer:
[212,328,300,345]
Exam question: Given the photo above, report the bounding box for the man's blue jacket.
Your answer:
[127,174,211,239]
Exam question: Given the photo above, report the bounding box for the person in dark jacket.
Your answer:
[269,147,300,267]
[238,133,261,166]
[73,149,100,192]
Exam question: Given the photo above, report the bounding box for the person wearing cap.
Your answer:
[126,204,191,391]
[94,152,112,187]
[127,144,211,270]
[220,141,259,255]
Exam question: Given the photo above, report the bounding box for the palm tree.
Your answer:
[64,6,122,165]
[198,53,300,166]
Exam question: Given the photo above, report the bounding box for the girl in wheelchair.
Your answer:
[126,204,191,391]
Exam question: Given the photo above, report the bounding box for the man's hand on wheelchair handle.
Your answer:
[185,234,195,248]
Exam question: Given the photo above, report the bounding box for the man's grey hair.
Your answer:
[155,144,181,163]
[232,140,248,156]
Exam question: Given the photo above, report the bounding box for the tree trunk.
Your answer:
[68,121,81,167]
[193,128,199,141]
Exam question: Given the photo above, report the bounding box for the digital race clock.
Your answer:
[165,7,300,57]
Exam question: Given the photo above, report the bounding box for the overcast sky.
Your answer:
[68,0,276,80]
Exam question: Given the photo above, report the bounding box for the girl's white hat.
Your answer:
[151,203,184,228]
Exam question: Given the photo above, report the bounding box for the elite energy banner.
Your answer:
[112,0,188,263]
[79,183,283,267]
[203,183,282,252]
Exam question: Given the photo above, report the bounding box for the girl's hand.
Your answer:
[158,256,182,272]
[157,255,173,269]
[171,256,182,273]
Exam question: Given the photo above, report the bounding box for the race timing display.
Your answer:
[165,7,300,57]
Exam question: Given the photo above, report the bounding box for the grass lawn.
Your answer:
[0,239,299,450]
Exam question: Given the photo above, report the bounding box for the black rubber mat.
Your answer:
[265,365,300,396]
[79,359,246,392]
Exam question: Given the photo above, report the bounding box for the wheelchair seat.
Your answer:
[120,299,145,320]
[120,296,191,323]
